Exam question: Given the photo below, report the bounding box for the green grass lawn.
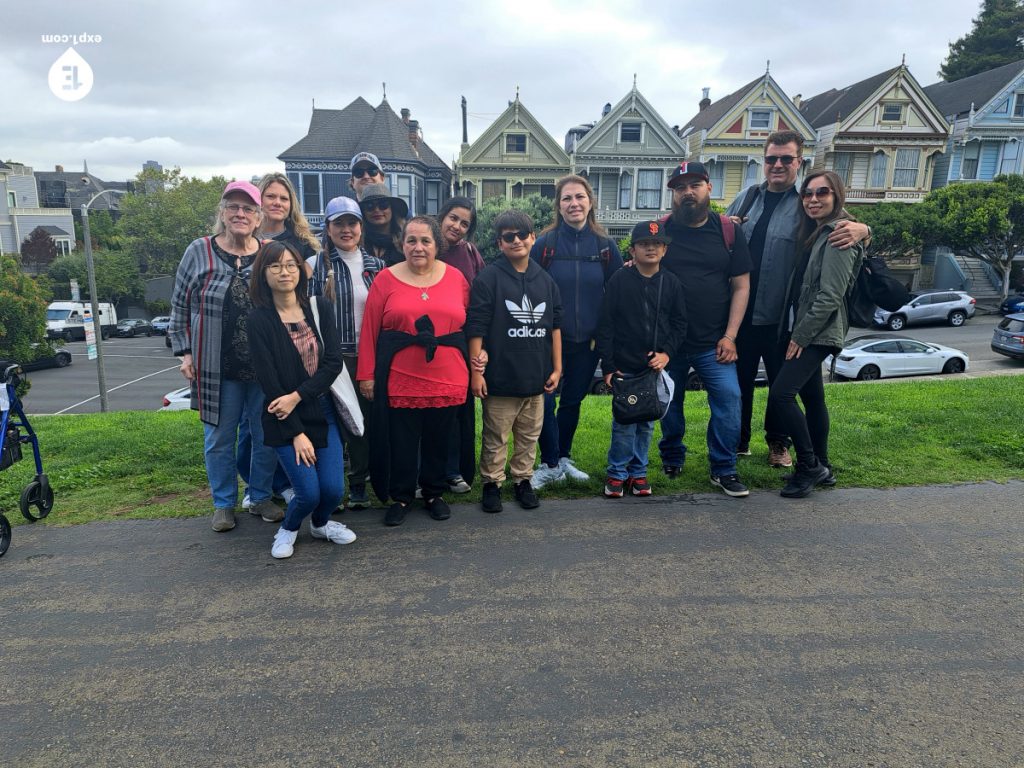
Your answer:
[2,376,1022,526]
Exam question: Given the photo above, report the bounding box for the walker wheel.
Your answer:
[19,480,54,522]
[0,513,10,557]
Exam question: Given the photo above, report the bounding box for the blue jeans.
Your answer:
[658,348,741,477]
[274,397,346,532]
[607,419,655,481]
[539,339,599,466]
[237,414,291,495]
[202,378,278,510]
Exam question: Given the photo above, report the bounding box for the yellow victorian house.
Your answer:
[677,69,817,207]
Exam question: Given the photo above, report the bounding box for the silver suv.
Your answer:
[874,290,976,331]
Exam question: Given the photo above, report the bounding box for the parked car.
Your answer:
[874,290,976,331]
[20,344,73,372]
[160,386,191,411]
[116,319,154,337]
[999,293,1024,315]
[829,336,969,380]
[151,316,171,334]
[991,312,1024,360]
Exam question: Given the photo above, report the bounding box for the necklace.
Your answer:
[409,262,438,300]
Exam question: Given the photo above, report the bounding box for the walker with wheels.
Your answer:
[0,361,55,557]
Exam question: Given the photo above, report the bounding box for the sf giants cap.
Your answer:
[630,219,671,245]
[667,160,710,187]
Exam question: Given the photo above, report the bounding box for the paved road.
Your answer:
[3,483,1021,767]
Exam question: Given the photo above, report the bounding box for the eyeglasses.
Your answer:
[764,155,799,166]
[499,230,532,243]
[352,166,381,179]
[223,203,259,215]
[801,186,834,199]
[362,199,391,212]
[266,262,300,273]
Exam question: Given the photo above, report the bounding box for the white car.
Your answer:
[160,386,191,411]
[830,336,969,381]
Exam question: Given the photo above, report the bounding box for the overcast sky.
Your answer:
[2,0,983,184]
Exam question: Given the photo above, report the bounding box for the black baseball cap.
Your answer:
[630,220,671,245]
[667,161,710,187]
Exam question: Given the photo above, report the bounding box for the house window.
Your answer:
[870,151,888,187]
[1014,94,1024,118]
[505,134,526,153]
[619,171,632,209]
[6,191,15,210]
[749,110,772,130]
[832,152,853,186]
[744,160,759,187]
[881,103,903,122]
[287,172,301,197]
[301,173,321,214]
[620,123,642,142]
[893,148,921,187]
[55,239,71,255]
[395,175,413,211]
[481,179,505,201]
[323,173,345,203]
[961,142,980,179]
[425,181,441,215]
[636,169,662,209]
[707,160,725,199]
[1000,140,1021,174]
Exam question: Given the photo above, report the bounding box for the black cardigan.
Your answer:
[247,298,344,448]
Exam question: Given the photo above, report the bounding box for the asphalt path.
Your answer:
[2,482,1021,767]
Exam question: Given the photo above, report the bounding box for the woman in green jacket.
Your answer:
[770,171,864,498]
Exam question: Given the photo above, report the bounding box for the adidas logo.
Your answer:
[505,295,547,338]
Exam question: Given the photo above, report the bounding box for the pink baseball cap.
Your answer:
[222,180,261,206]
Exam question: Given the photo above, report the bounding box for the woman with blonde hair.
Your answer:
[257,172,320,261]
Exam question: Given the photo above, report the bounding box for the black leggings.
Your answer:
[767,345,832,471]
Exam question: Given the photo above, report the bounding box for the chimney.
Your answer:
[792,93,802,109]
[602,102,612,118]
[55,164,64,172]
[400,107,411,125]
[699,87,711,111]
[408,119,421,156]
[461,96,469,147]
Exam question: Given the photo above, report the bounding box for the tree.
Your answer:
[926,175,1024,299]
[74,209,124,251]
[940,0,1024,81]
[20,227,59,272]
[474,194,556,263]
[855,202,942,260]
[118,167,227,276]
[47,249,145,304]
[0,253,54,393]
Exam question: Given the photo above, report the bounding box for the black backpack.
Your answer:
[848,255,912,328]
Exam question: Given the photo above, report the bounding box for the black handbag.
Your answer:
[610,275,674,425]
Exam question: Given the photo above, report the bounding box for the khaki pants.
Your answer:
[479,395,544,485]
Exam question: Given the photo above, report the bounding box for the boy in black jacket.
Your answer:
[466,211,562,513]
[596,220,687,498]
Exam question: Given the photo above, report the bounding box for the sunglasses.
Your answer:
[352,166,381,179]
[362,199,391,212]
[764,155,799,166]
[801,186,834,199]
[500,230,532,244]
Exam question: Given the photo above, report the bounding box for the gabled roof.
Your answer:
[801,67,901,128]
[279,97,448,171]
[572,85,687,156]
[459,95,570,167]
[39,225,71,237]
[34,170,124,210]
[680,77,761,135]
[923,59,1024,118]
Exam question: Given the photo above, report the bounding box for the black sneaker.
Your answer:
[513,479,540,509]
[780,464,832,498]
[384,502,407,526]
[710,473,750,498]
[783,465,837,487]
[425,497,451,520]
[663,465,683,478]
[481,482,503,513]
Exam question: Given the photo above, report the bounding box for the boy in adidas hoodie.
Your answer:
[466,210,562,513]
[597,220,687,498]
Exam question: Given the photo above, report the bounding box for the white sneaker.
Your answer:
[559,457,590,482]
[241,493,252,510]
[447,475,472,494]
[530,463,566,489]
[271,527,298,559]
[280,487,296,504]
[310,520,357,545]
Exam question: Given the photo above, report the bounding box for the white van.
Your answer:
[46,301,118,341]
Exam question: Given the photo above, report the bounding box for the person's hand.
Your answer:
[603,371,620,388]
[828,220,870,249]
[180,353,195,381]
[293,433,316,466]
[716,336,738,363]
[359,381,374,401]
[471,349,488,374]
[545,369,561,393]
[786,340,804,360]
[729,215,745,225]
[647,352,669,371]
[471,371,487,399]
[268,391,300,420]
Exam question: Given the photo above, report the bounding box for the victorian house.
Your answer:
[279,97,451,226]
[453,93,569,205]
[677,68,817,207]
[566,83,688,239]
[1,161,75,257]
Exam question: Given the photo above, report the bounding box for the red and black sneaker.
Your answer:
[627,476,652,496]
[603,477,624,498]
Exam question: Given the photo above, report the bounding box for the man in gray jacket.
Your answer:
[727,131,870,468]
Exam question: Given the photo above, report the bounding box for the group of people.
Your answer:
[169,133,870,559]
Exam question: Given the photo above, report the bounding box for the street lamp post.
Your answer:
[81,189,125,412]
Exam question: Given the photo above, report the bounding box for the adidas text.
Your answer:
[508,327,547,338]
